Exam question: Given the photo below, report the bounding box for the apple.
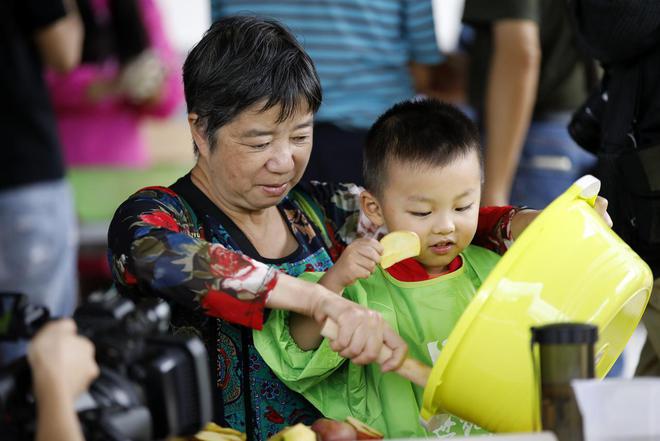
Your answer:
[310,418,357,441]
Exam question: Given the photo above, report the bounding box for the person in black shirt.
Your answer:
[567,0,660,378]
[0,0,83,365]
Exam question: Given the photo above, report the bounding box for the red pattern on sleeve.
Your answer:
[474,206,517,254]
[202,287,268,330]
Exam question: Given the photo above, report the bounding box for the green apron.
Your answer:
[254,245,500,438]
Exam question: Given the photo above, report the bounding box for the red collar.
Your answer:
[386,256,463,282]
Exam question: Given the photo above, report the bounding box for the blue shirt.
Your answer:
[212,0,443,130]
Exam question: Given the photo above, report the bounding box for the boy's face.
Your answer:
[364,150,482,275]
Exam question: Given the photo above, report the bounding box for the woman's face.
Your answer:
[194,102,314,212]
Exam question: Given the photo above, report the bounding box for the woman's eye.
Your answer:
[292,136,309,143]
[456,203,474,212]
[252,142,270,149]
[409,211,431,217]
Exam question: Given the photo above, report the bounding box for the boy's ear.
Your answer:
[360,190,386,227]
[188,113,211,157]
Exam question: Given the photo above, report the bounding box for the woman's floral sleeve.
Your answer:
[107,187,278,330]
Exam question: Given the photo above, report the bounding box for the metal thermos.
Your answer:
[531,323,598,441]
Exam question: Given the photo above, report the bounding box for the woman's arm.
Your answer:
[108,187,407,370]
[108,187,277,329]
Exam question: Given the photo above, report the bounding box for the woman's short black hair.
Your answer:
[363,98,482,196]
[183,16,322,152]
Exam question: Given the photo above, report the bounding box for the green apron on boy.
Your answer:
[254,245,500,438]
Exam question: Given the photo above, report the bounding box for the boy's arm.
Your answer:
[476,197,612,255]
[289,310,324,351]
[254,306,347,392]
[290,238,383,350]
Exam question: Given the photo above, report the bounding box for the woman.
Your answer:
[108,16,539,440]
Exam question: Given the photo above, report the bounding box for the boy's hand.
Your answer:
[593,195,613,227]
[511,196,613,240]
[320,238,383,293]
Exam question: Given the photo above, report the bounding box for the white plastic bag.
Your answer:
[573,378,660,441]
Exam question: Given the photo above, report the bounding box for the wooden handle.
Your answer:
[320,318,431,388]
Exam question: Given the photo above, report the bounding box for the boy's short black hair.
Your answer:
[183,16,322,152]
[363,99,482,196]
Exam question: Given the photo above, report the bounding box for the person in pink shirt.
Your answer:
[46,0,183,167]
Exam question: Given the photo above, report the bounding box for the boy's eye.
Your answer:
[456,203,474,212]
[409,211,431,217]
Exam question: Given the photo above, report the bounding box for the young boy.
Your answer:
[254,99,500,438]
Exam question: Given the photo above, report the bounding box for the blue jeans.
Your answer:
[509,113,597,209]
[0,179,78,365]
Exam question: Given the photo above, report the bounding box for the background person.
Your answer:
[463,0,597,207]
[46,0,183,168]
[0,0,83,365]
[28,319,100,441]
[567,0,660,377]
[211,0,443,185]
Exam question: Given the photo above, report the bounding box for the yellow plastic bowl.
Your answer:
[420,175,653,433]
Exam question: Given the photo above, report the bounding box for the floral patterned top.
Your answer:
[107,174,516,441]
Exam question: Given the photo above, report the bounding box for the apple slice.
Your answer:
[379,231,420,268]
[345,417,384,440]
[193,422,246,441]
[267,423,316,441]
[195,430,245,441]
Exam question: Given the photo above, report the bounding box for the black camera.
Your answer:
[0,289,213,441]
[568,84,608,155]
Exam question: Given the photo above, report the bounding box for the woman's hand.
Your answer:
[266,274,408,372]
[312,289,407,372]
[320,237,383,293]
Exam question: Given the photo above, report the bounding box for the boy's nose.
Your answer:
[432,215,455,235]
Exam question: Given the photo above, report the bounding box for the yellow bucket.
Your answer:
[420,175,654,433]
